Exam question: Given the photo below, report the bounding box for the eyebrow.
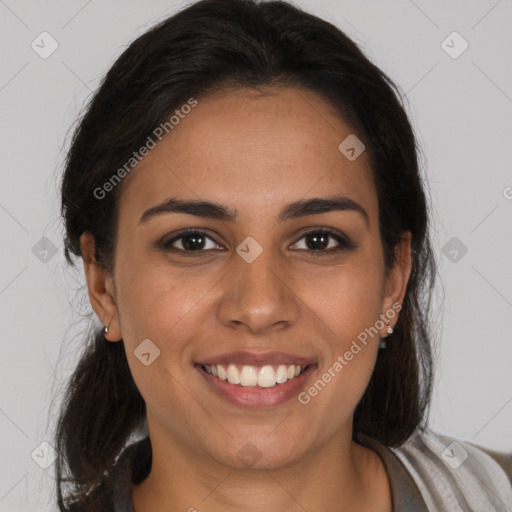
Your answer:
[139,195,369,227]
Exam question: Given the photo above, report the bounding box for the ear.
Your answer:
[379,230,412,336]
[79,231,122,342]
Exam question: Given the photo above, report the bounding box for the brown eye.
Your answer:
[290,228,357,255]
[160,230,224,254]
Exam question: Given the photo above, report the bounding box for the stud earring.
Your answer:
[103,323,109,336]
[379,318,394,349]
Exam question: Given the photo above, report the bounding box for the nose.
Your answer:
[216,244,300,335]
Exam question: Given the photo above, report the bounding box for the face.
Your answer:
[82,86,411,472]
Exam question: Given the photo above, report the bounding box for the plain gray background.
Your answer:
[0,0,511,510]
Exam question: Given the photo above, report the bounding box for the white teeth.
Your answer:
[258,365,276,387]
[227,364,241,384]
[240,365,258,386]
[275,365,288,384]
[217,364,227,380]
[203,363,306,387]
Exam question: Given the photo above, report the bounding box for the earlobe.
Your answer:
[79,232,122,342]
[380,231,412,335]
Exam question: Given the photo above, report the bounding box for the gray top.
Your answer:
[109,435,428,511]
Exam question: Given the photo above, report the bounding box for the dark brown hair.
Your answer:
[54,0,437,509]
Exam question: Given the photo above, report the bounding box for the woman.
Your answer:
[54,0,512,510]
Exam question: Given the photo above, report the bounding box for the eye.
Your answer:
[160,229,224,255]
[290,228,356,255]
[158,227,357,257]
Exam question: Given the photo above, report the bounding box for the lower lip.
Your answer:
[195,364,316,408]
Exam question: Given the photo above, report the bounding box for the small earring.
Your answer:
[379,318,393,349]
[383,316,393,335]
[103,324,109,335]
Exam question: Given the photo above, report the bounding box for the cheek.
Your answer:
[298,261,383,401]
[114,250,210,344]
[116,260,204,410]
[304,261,384,339]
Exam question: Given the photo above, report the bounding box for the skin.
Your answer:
[80,86,412,512]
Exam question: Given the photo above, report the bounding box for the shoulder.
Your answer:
[390,427,512,511]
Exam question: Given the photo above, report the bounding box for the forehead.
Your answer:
[117,86,378,226]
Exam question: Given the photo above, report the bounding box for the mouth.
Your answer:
[194,351,317,407]
[199,362,309,387]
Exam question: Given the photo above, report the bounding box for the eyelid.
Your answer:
[160,228,225,251]
[294,226,348,242]
[290,226,356,252]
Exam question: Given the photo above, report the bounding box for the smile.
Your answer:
[194,350,317,407]
[202,363,308,387]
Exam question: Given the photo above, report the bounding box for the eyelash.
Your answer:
[158,227,357,257]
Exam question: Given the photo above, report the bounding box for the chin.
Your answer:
[205,434,310,472]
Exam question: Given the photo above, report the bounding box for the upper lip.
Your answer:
[195,350,317,367]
